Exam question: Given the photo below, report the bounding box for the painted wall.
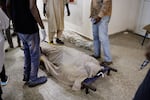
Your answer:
[37,0,141,39]
[64,0,141,39]
[128,0,141,31]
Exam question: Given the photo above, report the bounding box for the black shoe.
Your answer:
[50,41,53,44]
[27,76,47,87]
[5,49,8,52]
[56,38,64,45]
[91,54,100,59]
[48,41,53,44]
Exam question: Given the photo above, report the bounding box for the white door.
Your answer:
[136,0,150,36]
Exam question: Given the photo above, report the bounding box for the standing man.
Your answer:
[6,0,47,87]
[0,0,14,49]
[90,0,113,65]
[0,6,9,99]
[43,0,70,44]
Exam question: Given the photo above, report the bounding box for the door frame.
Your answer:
[136,0,150,36]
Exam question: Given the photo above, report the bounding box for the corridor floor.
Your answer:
[2,32,150,100]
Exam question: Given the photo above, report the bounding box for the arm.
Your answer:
[30,0,47,41]
[6,0,11,19]
[43,0,47,16]
[29,0,44,29]
[43,3,46,16]
[65,3,70,16]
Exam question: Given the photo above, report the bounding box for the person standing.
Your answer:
[0,0,14,49]
[0,6,9,100]
[6,0,47,87]
[90,0,113,65]
[43,0,70,44]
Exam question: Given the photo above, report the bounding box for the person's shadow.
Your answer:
[22,84,44,100]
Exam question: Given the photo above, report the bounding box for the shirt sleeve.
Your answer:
[98,0,111,18]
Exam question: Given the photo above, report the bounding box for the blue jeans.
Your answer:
[18,33,40,81]
[92,16,112,62]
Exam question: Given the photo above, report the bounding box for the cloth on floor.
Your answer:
[40,42,103,90]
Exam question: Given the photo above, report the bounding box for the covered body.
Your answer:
[40,42,103,90]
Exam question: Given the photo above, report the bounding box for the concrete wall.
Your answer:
[64,0,141,39]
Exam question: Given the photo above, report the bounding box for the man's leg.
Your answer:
[17,33,21,47]
[27,33,47,87]
[92,19,101,58]
[18,33,31,82]
[57,30,63,39]
[56,30,64,44]
[48,32,55,43]
[0,65,8,86]
[98,16,112,62]
[5,23,14,48]
[0,86,2,100]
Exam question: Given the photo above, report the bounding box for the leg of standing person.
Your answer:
[0,65,8,86]
[18,33,47,87]
[56,30,64,44]
[47,19,55,43]
[48,32,55,43]
[92,18,101,59]
[18,35,31,82]
[0,86,2,100]
[98,16,112,64]
[5,21,14,48]
[0,29,7,100]
[17,33,21,47]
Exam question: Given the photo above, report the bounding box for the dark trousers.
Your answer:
[5,24,14,48]
[0,65,6,100]
[0,66,7,82]
[134,69,150,100]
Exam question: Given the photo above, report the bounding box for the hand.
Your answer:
[41,29,47,41]
[66,3,70,16]
[94,17,101,24]
[67,10,70,16]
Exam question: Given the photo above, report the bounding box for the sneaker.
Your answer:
[56,38,64,45]
[1,76,9,86]
[90,54,100,59]
[27,76,47,87]
[100,61,113,66]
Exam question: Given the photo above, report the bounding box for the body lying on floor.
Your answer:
[40,42,103,91]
